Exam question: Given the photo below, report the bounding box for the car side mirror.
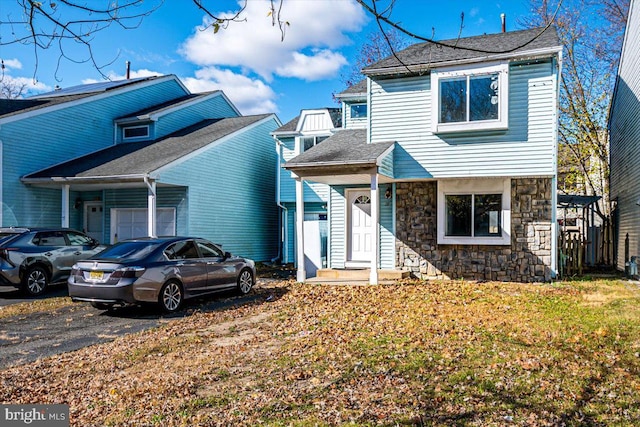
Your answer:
[224,251,231,259]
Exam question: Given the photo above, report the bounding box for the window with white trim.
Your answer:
[431,62,509,133]
[350,103,368,119]
[122,125,149,140]
[437,178,511,245]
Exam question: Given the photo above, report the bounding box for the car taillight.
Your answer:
[110,267,146,279]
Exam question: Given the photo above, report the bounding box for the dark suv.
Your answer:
[0,227,105,296]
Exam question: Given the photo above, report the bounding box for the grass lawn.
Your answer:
[1,278,640,426]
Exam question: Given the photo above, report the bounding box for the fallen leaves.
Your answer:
[1,279,639,426]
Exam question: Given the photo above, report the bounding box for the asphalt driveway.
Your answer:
[0,284,266,370]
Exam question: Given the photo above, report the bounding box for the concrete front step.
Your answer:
[315,269,410,280]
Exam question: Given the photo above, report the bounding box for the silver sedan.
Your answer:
[68,237,255,312]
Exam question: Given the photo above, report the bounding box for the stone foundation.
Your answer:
[395,178,553,282]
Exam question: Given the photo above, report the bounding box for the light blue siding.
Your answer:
[370,61,557,179]
[1,78,188,227]
[154,94,239,138]
[279,136,329,203]
[379,151,394,179]
[158,117,280,261]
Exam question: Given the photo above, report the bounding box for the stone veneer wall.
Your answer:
[395,178,553,282]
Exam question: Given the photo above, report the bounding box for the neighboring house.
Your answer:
[272,107,343,276]
[609,0,640,274]
[0,75,281,261]
[285,27,562,283]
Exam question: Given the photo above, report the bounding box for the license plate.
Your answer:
[89,271,103,280]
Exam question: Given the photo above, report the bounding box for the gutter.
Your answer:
[363,46,564,77]
[21,174,148,185]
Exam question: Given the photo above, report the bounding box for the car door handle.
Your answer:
[206,262,218,265]
[74,251,82,255]
[45,252,52,256]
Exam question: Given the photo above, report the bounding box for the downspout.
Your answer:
[273,136,287,264]
[551,50,563,279]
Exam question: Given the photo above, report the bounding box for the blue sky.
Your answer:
[1,0,533,123]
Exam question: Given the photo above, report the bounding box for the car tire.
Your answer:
[159,280,183,313]
[237,268,254,295]
[90,302,112,311]
[22,265,49,297]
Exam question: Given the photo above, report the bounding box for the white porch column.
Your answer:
[295,177,306,282]
[146,178,157,238]
[61,184,70,228]
[370,174,380,285]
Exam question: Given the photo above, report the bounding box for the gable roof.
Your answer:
[272,107,342,135]
[336,79,367,100]
[23,114,273,183]
[363,26,562,77]
[0,75,180,122]
[285,129,391,168]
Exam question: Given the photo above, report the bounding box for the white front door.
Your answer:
[348,190,373,264]
[84,202,103,243]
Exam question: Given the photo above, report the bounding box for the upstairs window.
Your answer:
[432,62,508,134]
[122,125,149,140]
[301,135,329,152]
[350,103,368,119]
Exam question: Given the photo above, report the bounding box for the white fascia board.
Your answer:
[22,174,147,185]
[375,144,395,166]
[0,75,182,126]
[151,114,279,178]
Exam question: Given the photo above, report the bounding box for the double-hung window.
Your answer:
[437,178,511,245]
[431,62,509,133]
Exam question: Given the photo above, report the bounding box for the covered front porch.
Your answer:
[283,129,396,284]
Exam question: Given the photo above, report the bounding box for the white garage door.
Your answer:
[110,208,176,243]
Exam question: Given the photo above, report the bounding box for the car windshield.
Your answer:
[95,241,161,261]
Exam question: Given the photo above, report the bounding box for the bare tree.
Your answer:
[0,0,288,81]
[522,0,629,220]
[341,28,409,89]
[0,78,28,99]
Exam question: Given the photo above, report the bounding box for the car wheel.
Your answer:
[237,268,254,295]
[159,281,183,313]
[23,266,49,297]
[90,302,112,310]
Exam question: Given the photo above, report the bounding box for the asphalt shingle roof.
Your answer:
[25,115,272,179]
[337,79,367,97]
[363,26,561,75]
[285,129,393,168]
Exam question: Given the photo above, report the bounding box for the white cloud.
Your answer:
[82,68,161,84]
[182,67,277,115]
[1,65,51,98]
[180,0,366,81]
[276,50,347,81]
[2,58,23,70]
[470,7,480,17]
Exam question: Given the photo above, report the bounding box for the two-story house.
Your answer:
[0,75,281,261]
[285,27,562,284]
[609,0,640,275]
